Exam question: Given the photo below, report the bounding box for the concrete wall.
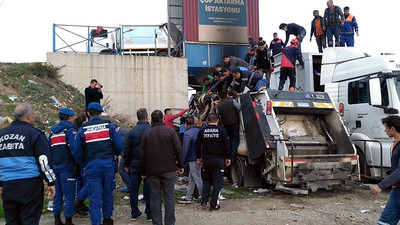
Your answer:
[47,53,188,124]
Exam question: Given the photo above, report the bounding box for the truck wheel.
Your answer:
[157,51,168,57]
[228,156,244,187]
[357,148,370,183]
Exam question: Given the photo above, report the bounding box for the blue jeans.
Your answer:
[326,24,340,47]
[148,171,176,225]
[129,167,151,218]
[378,188,400,225]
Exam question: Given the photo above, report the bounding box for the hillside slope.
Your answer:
[0,63,126,134]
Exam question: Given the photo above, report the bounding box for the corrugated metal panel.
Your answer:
[183,0,199,42]
[247,0,259,40]
[168,0,183,31]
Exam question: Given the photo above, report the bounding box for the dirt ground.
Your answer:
[23,181,389,225]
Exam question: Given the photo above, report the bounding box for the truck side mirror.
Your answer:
[369,78,382,106]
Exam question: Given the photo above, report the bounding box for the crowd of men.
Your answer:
[0,75,236,225]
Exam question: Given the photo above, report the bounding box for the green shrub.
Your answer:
[9,63,29,77]
[21,83,51,101]
[30,63,63,79]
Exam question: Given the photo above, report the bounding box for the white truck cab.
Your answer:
[321,48,400,180]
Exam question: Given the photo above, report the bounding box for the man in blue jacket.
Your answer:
[123,108,152,221]
[340,6,359,47]
[0,103,56,225]
[49,108,77,225]
[178,115,202,204]
[74,102,123,225]
[371,116,400,225]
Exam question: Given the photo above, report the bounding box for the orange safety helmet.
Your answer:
[290,38,299,45]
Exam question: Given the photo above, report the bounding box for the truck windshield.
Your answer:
[393,72,400,103]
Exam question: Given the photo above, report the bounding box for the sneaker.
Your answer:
[131,212,142,221]
[178,198,192,204]
[146,215,152,222]
[201,201,207,207]
[210,205,221,211]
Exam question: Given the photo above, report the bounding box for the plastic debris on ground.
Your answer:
[49,95,64,108]
[253,188,269,193]
[28,79,38,85]
[8,95,17,101]
[221,188,233,194]
[360,209,369,213]
[138,194,144,200]
[123,196,130,200]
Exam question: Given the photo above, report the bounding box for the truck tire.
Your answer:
[157,51,168,57]
[357,148,371,183]
[228,156,244,187]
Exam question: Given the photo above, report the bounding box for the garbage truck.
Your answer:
[230,90,359,194]
[269,47,400,181]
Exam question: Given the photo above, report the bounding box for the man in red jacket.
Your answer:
[163,108,189,129]
[278,39,304,91]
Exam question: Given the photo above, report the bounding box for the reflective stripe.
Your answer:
[50,133,66,147]
[272,101,294,107]
[312,102,334,108]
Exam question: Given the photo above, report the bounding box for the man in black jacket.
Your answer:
[124,108,152,221]
[196,113,231,211]
[85,79,103,113]
[215,92,241,159]
[279,23,307,49]
[310,10,327,53]
[140,110,184,225]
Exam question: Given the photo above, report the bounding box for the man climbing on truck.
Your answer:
[278,39,304,91]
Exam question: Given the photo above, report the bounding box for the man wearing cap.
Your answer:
[278,39,304,91]
[0,103,56,225]
[73,102,123,225]
[49,108,77,225]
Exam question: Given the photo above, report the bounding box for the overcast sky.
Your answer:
[0,0,399,63]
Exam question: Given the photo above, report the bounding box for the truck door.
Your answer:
[347,77,391,176]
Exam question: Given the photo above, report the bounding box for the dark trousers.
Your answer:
[129,167,151,218]
[279,67,296,89]
[2,177,44,225]
[148,171,176,225]
[86,170,116,225]
[202,158,225,209]
[119,157,131,189]
[326,24,340,47]
[315,34,327,53]
[224,123,240,159]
